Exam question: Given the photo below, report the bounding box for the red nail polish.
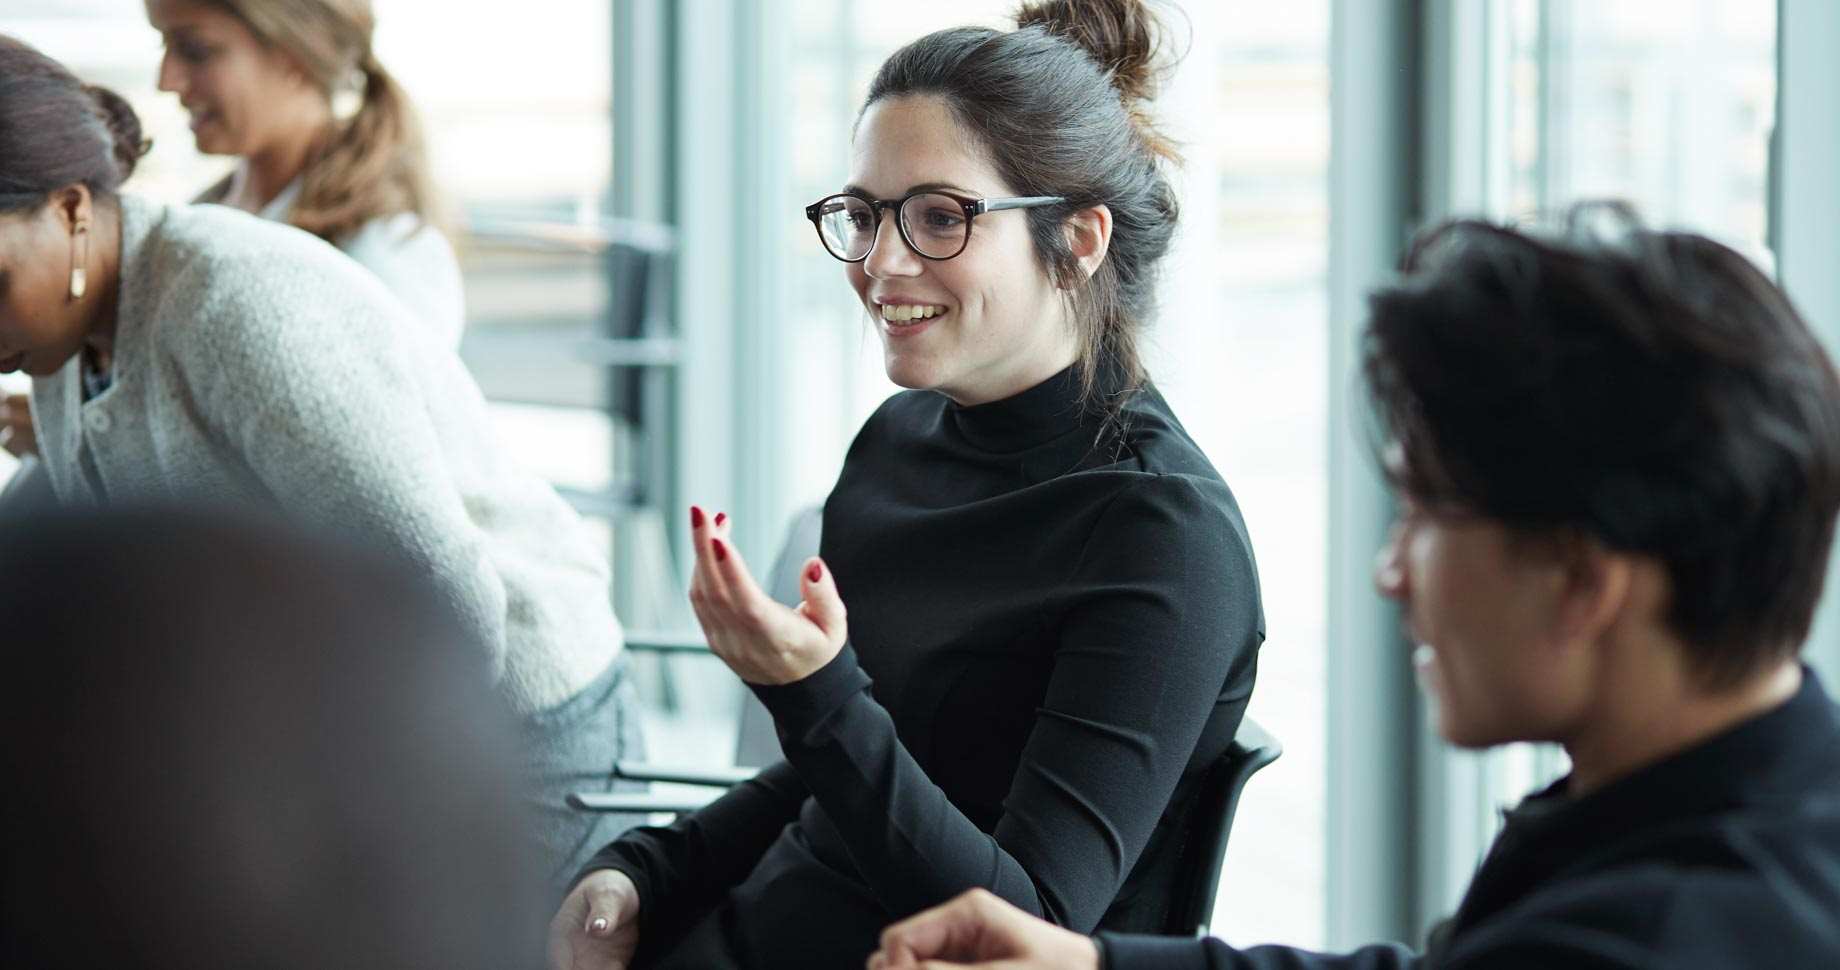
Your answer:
[715,512,728,527]
[691,506,705,529]
[807,562,822,583]
[712,538,728,562]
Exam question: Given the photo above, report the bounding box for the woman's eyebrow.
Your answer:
[839,181,978,197]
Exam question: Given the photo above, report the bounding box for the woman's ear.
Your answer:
[49,183,93,233]
[1063,203,1113,282]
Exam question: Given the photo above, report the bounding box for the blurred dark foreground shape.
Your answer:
[0,507,546,970]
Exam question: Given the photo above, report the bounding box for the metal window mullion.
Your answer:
[1325,0,1419,950]
[1775,0,1840,682]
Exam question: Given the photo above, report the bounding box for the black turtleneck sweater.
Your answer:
[584,366,1265,970]
[1098,668,1840,969]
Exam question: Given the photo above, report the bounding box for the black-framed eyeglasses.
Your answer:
[804,190,1065,263]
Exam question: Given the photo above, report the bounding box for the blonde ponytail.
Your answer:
[292,51,440,242]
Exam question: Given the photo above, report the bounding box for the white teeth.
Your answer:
[878,303,946,323]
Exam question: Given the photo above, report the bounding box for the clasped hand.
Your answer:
[687,506,848,686]
[0,392,35,458]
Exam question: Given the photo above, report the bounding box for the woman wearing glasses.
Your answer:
[0,37,640,890]
[550,2,1264,968]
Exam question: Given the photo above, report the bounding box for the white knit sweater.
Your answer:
[31,196,621,714]
[251,174,466,348]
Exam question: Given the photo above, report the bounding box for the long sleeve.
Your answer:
[176,279,511,680]
[576,761,808,940]
[1099,935,1421,970]
[752,474,1262,931]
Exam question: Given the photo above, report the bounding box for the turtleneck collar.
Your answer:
[944,359,1131,454]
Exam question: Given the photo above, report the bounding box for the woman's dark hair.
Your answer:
[1364,204,1840,687]
[0,35,148,213]
[863,0,1182,408]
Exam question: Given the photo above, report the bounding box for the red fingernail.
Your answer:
[691,506,705,529]
[712,538,728,562]
[807,562,822,583]
[715,512,727,527]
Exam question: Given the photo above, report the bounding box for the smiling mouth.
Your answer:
[877,303,948,325]
[0,352,25,373]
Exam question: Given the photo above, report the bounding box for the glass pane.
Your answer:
[1512,0,1777,260]
[1176,1,1331,948]
[1473,0,1777,855]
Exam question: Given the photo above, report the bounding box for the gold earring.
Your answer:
[68,224,88,300]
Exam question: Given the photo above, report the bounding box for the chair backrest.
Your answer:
[1164,715,1282,937]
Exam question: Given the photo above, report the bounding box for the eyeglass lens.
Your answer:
[815,193,968,260]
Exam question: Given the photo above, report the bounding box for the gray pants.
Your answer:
[520,653,650,895]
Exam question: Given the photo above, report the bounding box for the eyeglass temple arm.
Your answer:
[975,195,1066,214]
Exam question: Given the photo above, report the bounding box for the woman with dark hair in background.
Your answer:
[3,0,458,460]
[549,2,1264,968]
[0,35,642,889]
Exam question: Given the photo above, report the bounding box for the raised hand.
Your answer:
[687,506,848,686]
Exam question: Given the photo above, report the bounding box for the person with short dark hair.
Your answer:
[865,209,1840,969]
[0,509,548,970]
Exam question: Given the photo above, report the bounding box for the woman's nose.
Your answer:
[861,214,920,279]
[155,50,184,95]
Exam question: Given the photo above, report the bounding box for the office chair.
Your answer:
[571,507,1280,937]
[1158,716,1282,937]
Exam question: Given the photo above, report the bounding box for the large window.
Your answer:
[1511,0,1776,254]
[1179,4,1331,948]
[1419,0,1779,925]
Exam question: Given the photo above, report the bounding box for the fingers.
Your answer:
[875,890,995,963]
[579,869,638,931]
[686,506,771,627]
[0,394,29,458]
[799,556,848,644]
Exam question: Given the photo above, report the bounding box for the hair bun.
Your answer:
[1014,0,1179,163]
[1015,0,1168,104]
[84,83,149,183]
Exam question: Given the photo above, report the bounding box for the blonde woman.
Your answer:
[148,0,463,344]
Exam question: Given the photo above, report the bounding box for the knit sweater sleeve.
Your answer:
[751,473,1263,931]
[172,260,510,679]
